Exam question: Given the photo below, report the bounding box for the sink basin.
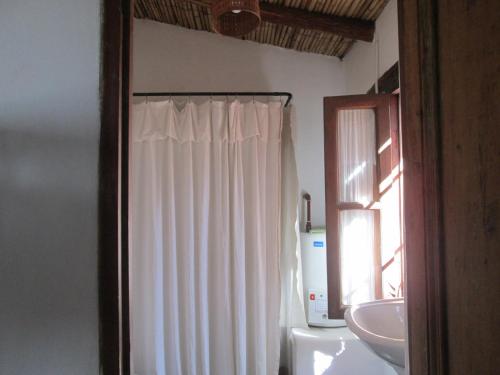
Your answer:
[344,298,405,374]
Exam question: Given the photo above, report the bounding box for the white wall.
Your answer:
[0,1,101,374]
[133,20,346,228]
[344,0,399,94]
[133,0,399,226]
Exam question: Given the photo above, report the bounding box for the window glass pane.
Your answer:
[382,251,403,298]
[340,209,375,305]
[337,109,376,205]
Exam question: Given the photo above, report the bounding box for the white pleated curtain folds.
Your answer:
[130,99,284,375]
[278,107,308,371]
[337,109,376,306]
[337,109,376,206]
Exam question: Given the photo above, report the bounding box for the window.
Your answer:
[324,94,402,319]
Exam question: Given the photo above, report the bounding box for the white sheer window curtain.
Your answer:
[337,109,376,305]
[130,99,289,375]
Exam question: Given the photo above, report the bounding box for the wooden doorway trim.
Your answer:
[98,0,449,374]
[398,0,447,374]
[99,0,133,374]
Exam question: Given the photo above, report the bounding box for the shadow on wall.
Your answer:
[133,20,274,94]
[0,125,99,374]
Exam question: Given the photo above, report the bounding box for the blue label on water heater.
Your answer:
[313,241,324,248]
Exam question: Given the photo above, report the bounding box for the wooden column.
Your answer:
[399,0,500,374]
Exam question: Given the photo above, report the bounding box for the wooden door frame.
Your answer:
[99,0,132,374]
[98,0,447,374]
[398,0,447,374]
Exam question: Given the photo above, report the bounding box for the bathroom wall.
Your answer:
[0,1,101,374]
[133,19,347,228]
[343,0,399,94]
[132,0,400,226]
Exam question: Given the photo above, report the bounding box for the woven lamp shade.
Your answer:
[211,0,261,37]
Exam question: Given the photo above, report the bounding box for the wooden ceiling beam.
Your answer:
[189,0,375,42]
[259,3,374,42]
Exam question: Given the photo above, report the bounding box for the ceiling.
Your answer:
[134,0,389,58]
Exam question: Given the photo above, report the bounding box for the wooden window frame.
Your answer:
[324,94,398,319]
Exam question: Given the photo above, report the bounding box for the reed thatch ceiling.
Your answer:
[135,0,389,58]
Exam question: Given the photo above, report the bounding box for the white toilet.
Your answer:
[290,327,397,375]
[294,231,396,374]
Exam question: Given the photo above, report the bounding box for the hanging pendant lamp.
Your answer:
[211,0,261,37]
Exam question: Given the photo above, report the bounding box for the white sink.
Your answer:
[344,298,405,374]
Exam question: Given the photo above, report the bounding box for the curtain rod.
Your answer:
[132,91,293,107]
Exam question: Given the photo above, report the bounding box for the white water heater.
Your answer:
[300,230,345,327]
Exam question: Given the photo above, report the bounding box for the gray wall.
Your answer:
[0,1,101,374]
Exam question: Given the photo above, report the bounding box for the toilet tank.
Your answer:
[289,327,396,375]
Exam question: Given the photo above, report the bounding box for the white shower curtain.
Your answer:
[130,99,284,375]
[278,107,308,371]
